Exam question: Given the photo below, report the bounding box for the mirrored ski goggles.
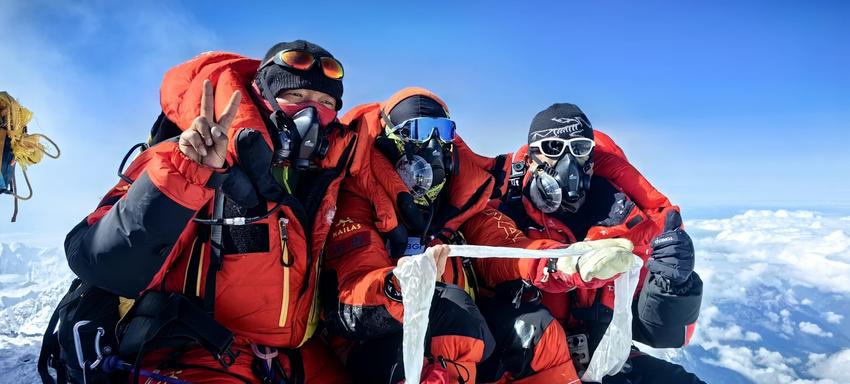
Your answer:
[529,137,595,158]
[389,117,457,143]
[260,49,344,79]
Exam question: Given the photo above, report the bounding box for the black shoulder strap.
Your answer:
[37,307,63,383]
[38,279,82,384]
[488,154,509,199]
[297,135,358,298]
[205,190,225,315]
[498,195,534,233]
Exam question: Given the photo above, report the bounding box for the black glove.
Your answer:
[647,211,695,285]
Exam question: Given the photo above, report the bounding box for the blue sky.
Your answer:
[1,0,849,242]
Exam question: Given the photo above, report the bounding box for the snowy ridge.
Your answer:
[0,242,73,383]
[1,210,849,383]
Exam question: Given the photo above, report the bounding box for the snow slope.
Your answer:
[0,242,73,383]
[1,209,849,383]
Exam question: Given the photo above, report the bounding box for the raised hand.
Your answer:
[648,210,695,285]
[430,244,450,281]
[178,79,242,168]
[397,244,450,282]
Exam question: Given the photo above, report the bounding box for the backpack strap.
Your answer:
[37,302,64,384]
[204,190,225,315]
[38,279,83,384]
[147,112,183,147]
[117,191,235,383]
[118,291,236,384]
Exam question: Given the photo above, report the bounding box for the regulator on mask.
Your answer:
[396,137,452,199]
[396,154,433,198]
[252,79,336,171]
[524,103,596,213]
[379,92,457,204]
[376,131,453,206]
[271,102,335,169]
[528,153,592,213]
[194,98,338,226]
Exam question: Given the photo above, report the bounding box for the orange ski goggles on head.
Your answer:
[260,49,344,79]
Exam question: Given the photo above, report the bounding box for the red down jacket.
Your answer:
[473,132,702,355]
[321,87,579,383]
[65,52,359,359]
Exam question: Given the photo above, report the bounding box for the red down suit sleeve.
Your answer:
[322,189,405,339]
[462,208,583,294]
[64,142,222,298]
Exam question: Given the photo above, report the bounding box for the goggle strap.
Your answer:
[257,72,283,115]
[380,109,397,133]
[529,154,547,169]
[253,76,302,158]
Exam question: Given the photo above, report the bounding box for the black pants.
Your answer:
[477,294,568,382]
[346,283,494,383]
[597,349,705,384]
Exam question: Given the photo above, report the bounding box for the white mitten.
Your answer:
[556,238,635,282]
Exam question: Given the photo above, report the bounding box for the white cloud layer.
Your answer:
[799,322,833,338]
[823,312,842,324]
[641,209,850,384]
[692,210,850,295]
[808,349,850,383]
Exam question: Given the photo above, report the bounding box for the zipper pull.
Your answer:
[279,218,289,240]
[279,218,292,267]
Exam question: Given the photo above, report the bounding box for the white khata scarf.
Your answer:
[393,245,642,383]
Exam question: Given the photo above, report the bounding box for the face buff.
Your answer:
[393,244,642,383]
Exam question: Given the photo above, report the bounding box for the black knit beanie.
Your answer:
[528,103,594,143]
[255,39,344,110]
[388,95,448,126]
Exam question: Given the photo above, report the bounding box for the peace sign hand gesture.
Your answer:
[178,79,242,169]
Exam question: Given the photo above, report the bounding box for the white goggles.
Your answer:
[529,137,595,158]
